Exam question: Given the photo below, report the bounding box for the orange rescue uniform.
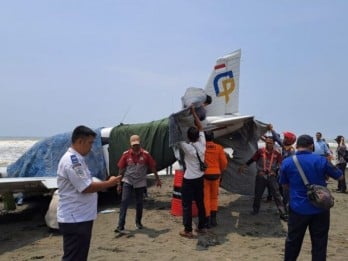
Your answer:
[204,141,228,216]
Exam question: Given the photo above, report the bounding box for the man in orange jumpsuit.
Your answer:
[203,131,228,227]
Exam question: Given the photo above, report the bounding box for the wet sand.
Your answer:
[1,174,348,261]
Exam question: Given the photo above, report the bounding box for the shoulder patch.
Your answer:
[142,150,149,154]
[70,155,79,165]
[70,155,84,176]
[70,154,82,168]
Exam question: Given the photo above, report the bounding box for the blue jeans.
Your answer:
[181,176,205,232]
[284,208,330,261]
[117,182,145,229]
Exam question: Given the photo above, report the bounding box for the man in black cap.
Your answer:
[280,134,343,261]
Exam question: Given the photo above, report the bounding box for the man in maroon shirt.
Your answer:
[115,135,162,233]
[239,137,288,221]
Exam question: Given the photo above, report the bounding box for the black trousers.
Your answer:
[253,174,285,213]
[118,183,145,229]
[336,163,347,192]
[59,220,93,261]
[181,176,205,232]
[284,209,330,261]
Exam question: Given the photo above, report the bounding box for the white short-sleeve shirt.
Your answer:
[180,131,206,179]
[57,147,97,223]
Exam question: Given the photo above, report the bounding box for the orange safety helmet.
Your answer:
[283,132,296,146]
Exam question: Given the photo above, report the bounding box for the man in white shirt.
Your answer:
[57,125,121,261]
[179,107,207,238]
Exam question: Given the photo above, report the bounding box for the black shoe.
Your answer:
[210,220,217,227]
[205,223,211,229]
[195,228,207,234]
[135,222,143,229]
[210,211,218,227]
[336,190,346,193]
[280,213,288,221]
[114,227,125,233]
[250,209,259,215]
[204,217,211,229]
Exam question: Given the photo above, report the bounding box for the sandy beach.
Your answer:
[1,173,348,261]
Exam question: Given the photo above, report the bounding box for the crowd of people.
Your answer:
[239,124,345,260]
[56,118,346,260]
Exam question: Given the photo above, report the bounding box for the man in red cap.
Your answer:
[266,124,297,159]
[265,124,297,207]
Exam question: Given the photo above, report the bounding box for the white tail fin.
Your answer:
[204,49,241,116]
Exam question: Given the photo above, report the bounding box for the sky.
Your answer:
[1,1,347,139]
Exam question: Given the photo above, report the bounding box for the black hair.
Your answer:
[204,131,214,141]
[296,134,314,148]
[71,125,96,143]
[187,126,199,142]
[264,136,274,142]
[205,95,212,105]
[335,135,343,143]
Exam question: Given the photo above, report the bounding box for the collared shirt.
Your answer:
[180,131,206,179]
[314,139,330,156]
[251,147,282,175]
[57,147,97,223]
[280,151,342,215]
[118,148,156,188]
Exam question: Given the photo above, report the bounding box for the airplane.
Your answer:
[0,49,268,226]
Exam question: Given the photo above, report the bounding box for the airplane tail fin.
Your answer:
[204,49,241,117]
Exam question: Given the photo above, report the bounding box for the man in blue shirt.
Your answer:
[313,132,331,157]
[280,134,343,261]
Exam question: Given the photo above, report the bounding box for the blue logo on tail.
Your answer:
[213,71,235,104]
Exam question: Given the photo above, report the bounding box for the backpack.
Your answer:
[344,150,348,162]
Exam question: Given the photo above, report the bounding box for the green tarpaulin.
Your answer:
[108,118,176,176]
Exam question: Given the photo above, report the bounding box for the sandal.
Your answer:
[179,230,195,239]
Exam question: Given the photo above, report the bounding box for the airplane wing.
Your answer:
[204,114,254,137]
[207,114,254,127]
[0,177,57,194]
[0,177,103,194]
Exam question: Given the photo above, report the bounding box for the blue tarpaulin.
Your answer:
[7,129,107,180]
